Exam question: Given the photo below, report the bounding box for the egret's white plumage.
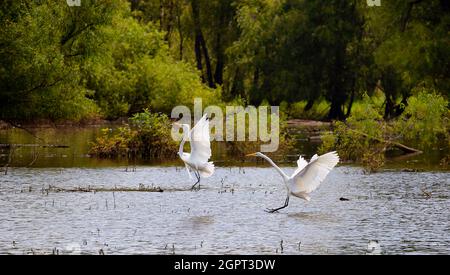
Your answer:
[246,151,339,212]
[175,114,214,189]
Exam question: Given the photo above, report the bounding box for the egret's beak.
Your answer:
[173,122,182,128]
[246,153,257,157]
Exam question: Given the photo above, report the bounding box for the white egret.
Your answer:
[174,114,214,190]
[246,151,339,212]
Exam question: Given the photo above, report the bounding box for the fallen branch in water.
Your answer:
[421,188,432,199]
[42,184,164,194]
[347,129,422,154]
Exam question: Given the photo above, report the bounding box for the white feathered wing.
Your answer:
[290,151,339,200]
[189,114,214,177]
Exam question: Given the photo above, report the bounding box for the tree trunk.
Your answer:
[401,0,423,32]
[384,95,395,119]
[250,67,261,105]
[214,32,224,85]
[442,0,450,11]
[199,34,215,88]
[328,92,346,120]
[176,2,183,60]
[159,0,164,32]
[191,0,215,88]
[229,68,242,99]
[214,5,226,86]
[327,47,346,120]
[130,0,140,10]
[304,98,315,112]
[164,0,174,47]
[346,88,355,117]
[194,33,204,82]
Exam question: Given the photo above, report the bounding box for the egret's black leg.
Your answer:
[266,196,290,213]
[191,170,201,190]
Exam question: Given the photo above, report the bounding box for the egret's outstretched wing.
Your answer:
[189,114,211,163]
[292,155,308,176]
[291,151,339,194]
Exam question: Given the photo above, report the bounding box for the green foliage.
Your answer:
[90,127,138,158]
[393,90,449,148]
[131,56,221,114]
[319,96,387,172]
[0,0,219,121]
[85,11,220,118]
[90,109,177,159]
[227,0,367,119]
[0,0,448,152]
[366,0,449,118]
[321,92,450,171]
[225,106,295,158]
[128,109,178,158]
[0,0,112,120]
[288,100,331,120]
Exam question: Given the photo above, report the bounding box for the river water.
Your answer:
[0,126,448,254]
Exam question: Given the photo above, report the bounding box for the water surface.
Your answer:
[0,126,448,254]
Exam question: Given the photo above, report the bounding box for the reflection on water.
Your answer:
[0,126,448,170]
[0,126,449,255]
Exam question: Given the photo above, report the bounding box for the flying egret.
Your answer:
[246,151,339,212]
[174,114,214,190]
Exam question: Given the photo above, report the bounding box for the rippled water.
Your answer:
[0,165,448,255]
[0,126,448,254]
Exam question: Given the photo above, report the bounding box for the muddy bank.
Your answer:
[286,119,331,128]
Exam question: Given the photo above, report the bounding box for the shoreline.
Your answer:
[0,118,129,130]
[0,118,332,130]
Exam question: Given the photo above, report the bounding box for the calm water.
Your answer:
[0,127,449,254]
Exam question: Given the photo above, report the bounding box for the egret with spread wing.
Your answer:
[246,151,339,212]
[174,114,214,190]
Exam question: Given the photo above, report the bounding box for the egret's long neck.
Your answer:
[258,153,289,181]
[179,126,190,155]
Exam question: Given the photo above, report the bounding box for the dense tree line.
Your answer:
[0,0,448,121]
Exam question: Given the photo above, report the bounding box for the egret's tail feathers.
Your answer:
[292,192,311,201]
[199,162,215,178]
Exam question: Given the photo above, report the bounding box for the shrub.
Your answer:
[320,91,450,172]
[90,109,177,159]
[319,95,387,172]
[393,89,449,149]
